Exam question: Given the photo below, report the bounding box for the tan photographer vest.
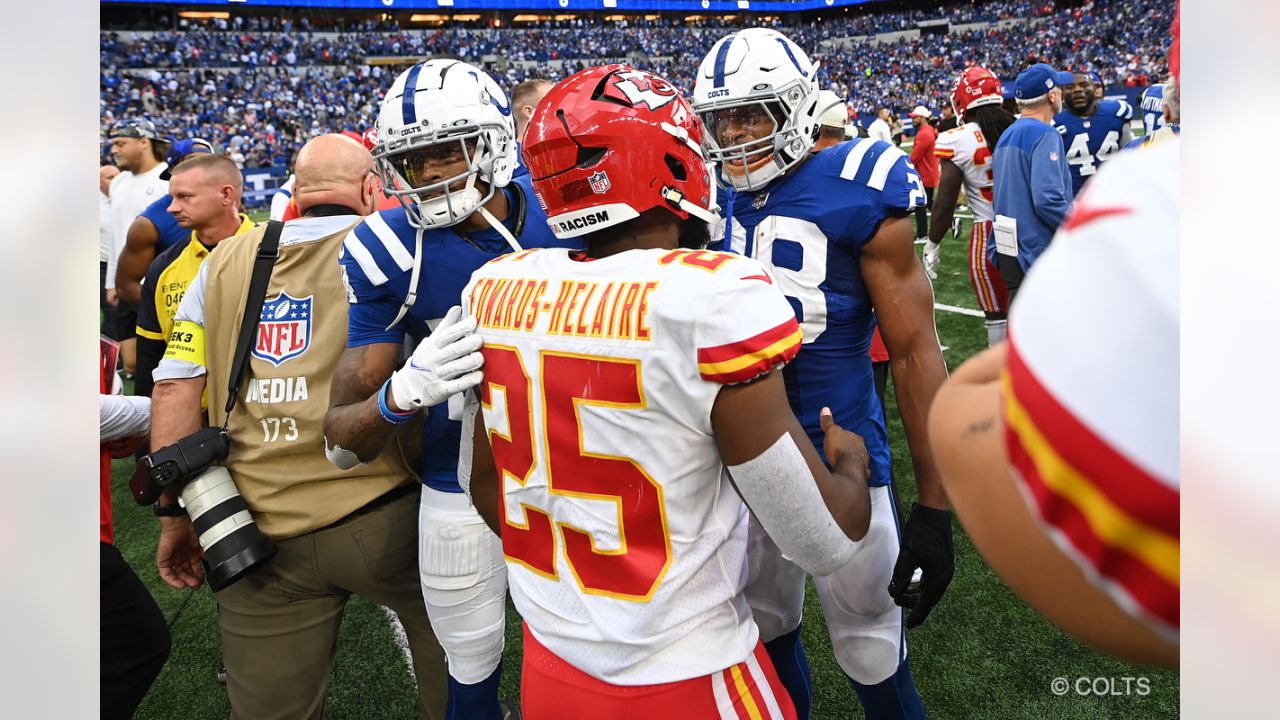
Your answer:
[203,220,417,539]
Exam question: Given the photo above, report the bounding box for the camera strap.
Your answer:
[222,220,285,428]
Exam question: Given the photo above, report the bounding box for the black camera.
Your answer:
[131,427,276,591]
[131,426,230,506]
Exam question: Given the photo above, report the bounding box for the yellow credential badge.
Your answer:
[163,320,206,367]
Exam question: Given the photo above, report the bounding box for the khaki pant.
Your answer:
[216,488,448,720]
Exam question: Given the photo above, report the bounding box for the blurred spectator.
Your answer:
[814,89,852,150]
[868,107,893,143]
[511,77,553,179]
[936,104,959,132]
[100,165,120,313]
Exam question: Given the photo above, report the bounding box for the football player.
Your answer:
[462,64,872,720]
[1137,82,1166,137]
[321,60,580,720]
[1053,71,1134,195]
[1127,78,1179,150]
[927,66,1018,346]
[693,28,950,720]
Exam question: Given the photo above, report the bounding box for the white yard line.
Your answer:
[934,303,985,318]
[380,605,415,679]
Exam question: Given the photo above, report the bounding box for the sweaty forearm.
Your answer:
[890,342,951,509]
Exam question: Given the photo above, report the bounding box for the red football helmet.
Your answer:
[950,66,1004,117]
[523,64,718,239]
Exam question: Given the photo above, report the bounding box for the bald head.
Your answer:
[293,133,376,217]
[99,165,119,196]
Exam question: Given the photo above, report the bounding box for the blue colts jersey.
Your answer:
[1054,99,1134,195]
[338,174,583,492]
[1138,84,1166,136]
[712,139,924,487]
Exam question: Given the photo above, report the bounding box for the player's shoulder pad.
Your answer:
[1101,98,1133,120]
[656,248,769,285]
[823,137,912,191]
[340,206,417,287]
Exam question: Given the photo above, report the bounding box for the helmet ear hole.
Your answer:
[664,154,687,182]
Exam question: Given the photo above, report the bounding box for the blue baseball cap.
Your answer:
[160,138,214,180]
[1014,63,1075,101]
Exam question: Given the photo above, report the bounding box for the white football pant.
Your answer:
[418,485,508,685]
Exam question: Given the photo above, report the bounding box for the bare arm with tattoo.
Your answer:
[323,343,404,463]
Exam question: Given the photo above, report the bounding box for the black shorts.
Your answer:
[105,302,139,342]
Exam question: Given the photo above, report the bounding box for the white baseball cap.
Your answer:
[909,105,932,119]
[818,90,850,130]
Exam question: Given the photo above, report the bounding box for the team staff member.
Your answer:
[114,139,214,307]
[149,137,448,720]
[908,106,939,243]
[106,119,170,374]
[134,153,254,398]
[991,64,1073,302]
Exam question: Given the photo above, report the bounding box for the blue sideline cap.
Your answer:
[160,138,215,180]
[1014,63,1075,101]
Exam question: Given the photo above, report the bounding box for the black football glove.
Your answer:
[887,503,954,628]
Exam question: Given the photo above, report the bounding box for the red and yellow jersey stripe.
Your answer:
[933,147,956,159]
[697,317,802,385]
[1003,336,1179,637]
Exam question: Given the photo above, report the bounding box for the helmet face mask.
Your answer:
[373,60,515,229]
[692,29,821,192]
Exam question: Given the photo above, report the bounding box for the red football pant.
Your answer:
[969,220,1010,314]
[520,624,797,720]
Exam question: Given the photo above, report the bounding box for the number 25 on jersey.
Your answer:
[480,345,673,601]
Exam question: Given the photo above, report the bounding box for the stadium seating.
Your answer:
[100,0,1172,175]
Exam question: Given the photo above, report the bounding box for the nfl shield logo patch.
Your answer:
[254,292,313,367]
[752,191,770,210]
[589,171,611,194]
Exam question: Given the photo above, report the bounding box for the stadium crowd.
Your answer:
[99,0,1172,169]
[101,0,1170,170]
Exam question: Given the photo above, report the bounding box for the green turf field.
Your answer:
[114,215,1178,718]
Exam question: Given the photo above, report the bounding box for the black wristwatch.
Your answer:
[152,501,186,517]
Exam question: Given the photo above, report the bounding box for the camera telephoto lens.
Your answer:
[180,466,277,591]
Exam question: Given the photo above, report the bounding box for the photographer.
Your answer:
[147,137,447,719]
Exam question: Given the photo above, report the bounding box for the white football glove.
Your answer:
[922,240,941,281]
[388,306,485,411]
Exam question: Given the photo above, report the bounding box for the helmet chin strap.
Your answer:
[386,226,424,331]
[477,205,523,253]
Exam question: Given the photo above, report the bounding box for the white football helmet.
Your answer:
[692,29,821,191]
[374,59,517,229]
